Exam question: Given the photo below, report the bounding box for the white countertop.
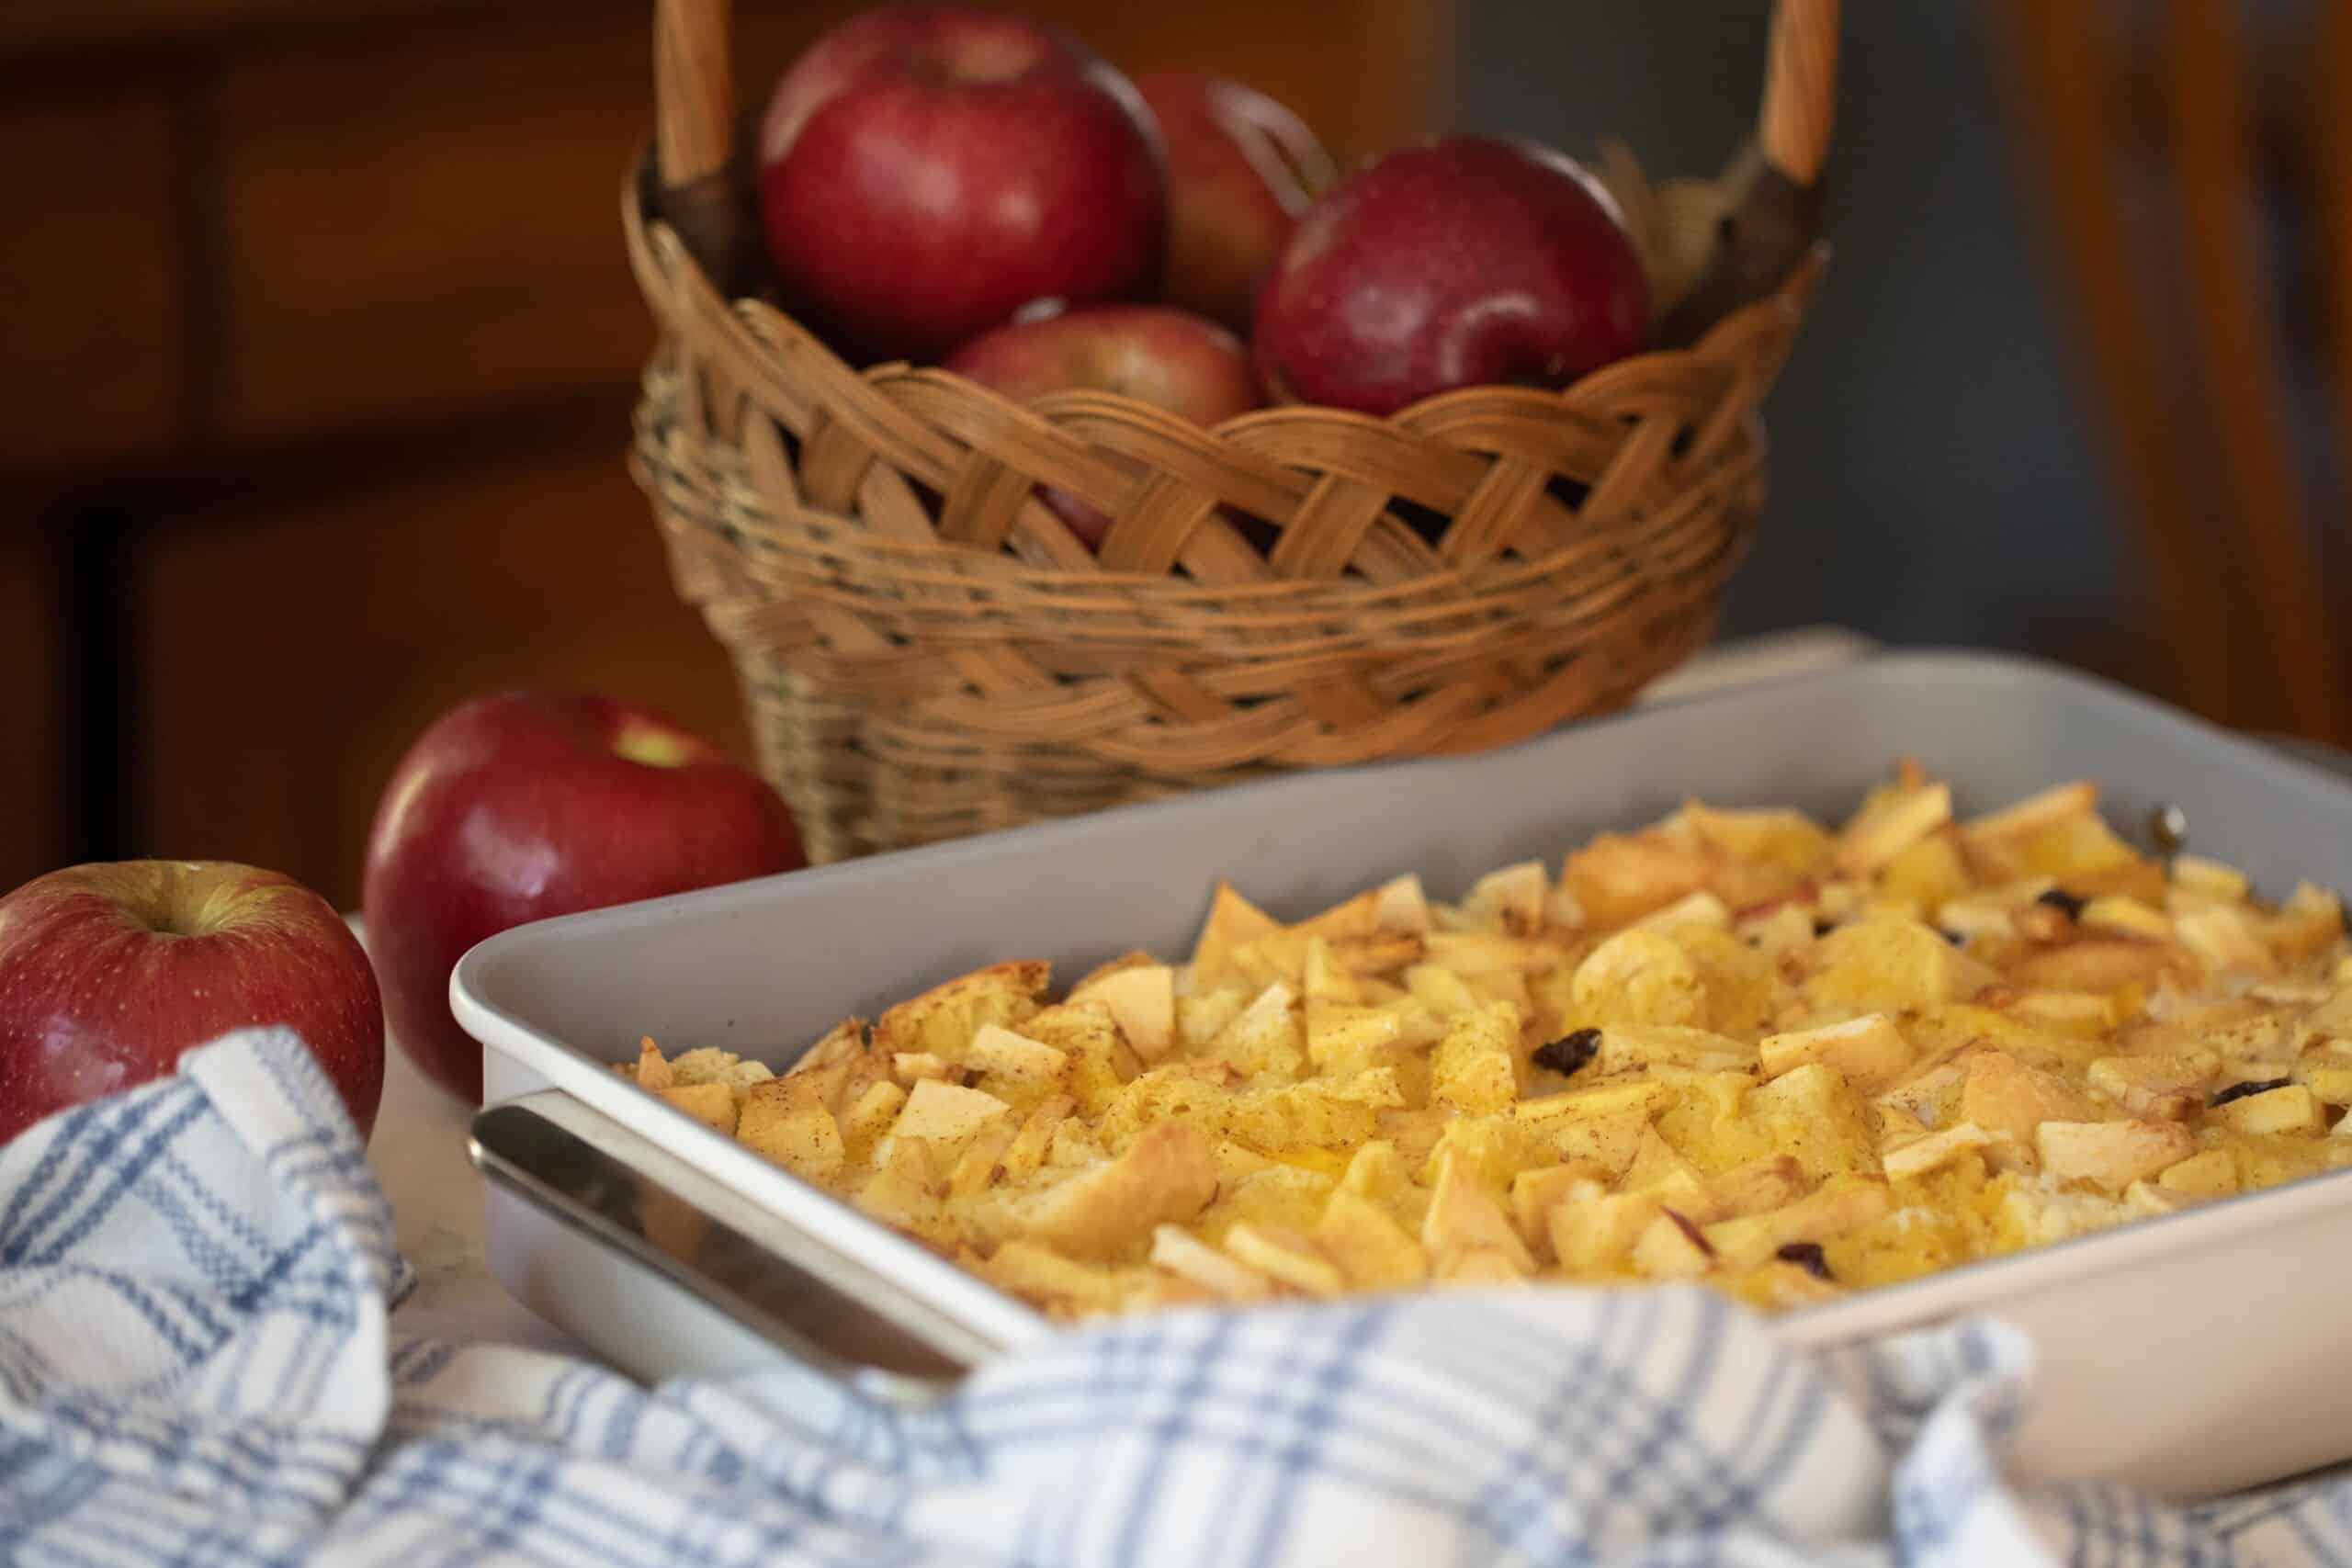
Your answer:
[366,626,1880,1353]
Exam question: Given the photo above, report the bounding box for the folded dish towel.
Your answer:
[2,1029,2345,1567]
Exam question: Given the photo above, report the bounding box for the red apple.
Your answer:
[1252,134,1650,417]
[944,303,1259,549]
[0,861,383,1144]
[1134,69,1334,334]
[757,6,1165,367]
[362,693,803,1103]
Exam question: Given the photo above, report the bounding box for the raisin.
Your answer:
[1940,928,1966,946]
[1532,1028,1601,1077]
[2036,887,2087,920]
[1777,1242,1832,1280]
[1812,919,1836,938]
[2209,1077,2292,1109]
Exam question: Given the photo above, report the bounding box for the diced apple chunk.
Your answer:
[1429,1003,1521,1115]
[1703,1178,1892,1270]
[1314,1190,1429,1291]
[1758,1012,1915,1092]
[1838,783,1952,874]
[1374,873,1432,934]
[737,1077,844,1180]
[1509,1163,1610,1249]
[2299,1061,2352,1106]
[2156,1147,2238,1197]
[964,1022,1070,1083]
[1709,1153,1810,1217]
[1463,861,1549,934]
[1630,1211,1717,1280]
[2035,1119,2196,1192]
[1632,890,1733,933]
[2077,897,2174,942]
[2086,1053,2217,1120]
[1549,1192,1662,1272]
[1150,1224,1273,1301]
[1421,1151,1535,1274]
[1070,964,1176,1060]
[2174,906,2276,976]
[1223,1223,1346,1297]
[656,1081,740,1135]
[2171,853,2249,901]
[2214,1083,2324,1135]
[1962,780,2098,842]
[1006,1122,1216,1259]
[1882,1120,2000,1180]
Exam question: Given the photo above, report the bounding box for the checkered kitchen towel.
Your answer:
[5,1031,2349,1567]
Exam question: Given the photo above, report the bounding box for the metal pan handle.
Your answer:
[470,1091,975,1398]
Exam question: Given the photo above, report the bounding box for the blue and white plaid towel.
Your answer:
[5,1030,2349,1567]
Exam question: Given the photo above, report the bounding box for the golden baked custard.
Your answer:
[623,764,2352,1318]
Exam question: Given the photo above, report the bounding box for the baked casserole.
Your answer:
[623,764,2352,1318]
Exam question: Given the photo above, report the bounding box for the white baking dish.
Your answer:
[454,651,2352,1500]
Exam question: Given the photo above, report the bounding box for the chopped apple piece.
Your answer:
[1758,1012,1915,1092]
[1374,873,1432,933]
[1421,1150,1535,1274]
[1004,1122,1216,1259]
[964,1022,1070,1083]
[1838,782,1952,875]
[1703,1178,1892,1270]
[1549,1191,1662,1272]
[736,1077,844,1180]
[1630,1210,1717,1280]
[2036,1119,2196,1191]
[2214,1082,2324,1136]
[1315,1190,1429,1290]
[1222,1223,1346,1297]
[1149,1224,1273,1301]
[2078,897,2174,942]
[2171,853,2249,901]
[1070,964,1176,1060]
[1962,780,2098,842]
[1882,1121,1999,1180]
[2086,1054,2216,1120]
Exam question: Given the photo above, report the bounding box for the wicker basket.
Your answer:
[628,0,1839,865]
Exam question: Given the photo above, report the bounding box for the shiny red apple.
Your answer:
[0,861,384,1144]
[1134,69,1334,333]
[1253,133,1650,416]
[757,6,1166,367]
[363,692,803,1103]
[944,303,1259,549]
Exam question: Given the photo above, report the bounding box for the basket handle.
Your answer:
[1758,0,1840,189]
[653,0,747,284]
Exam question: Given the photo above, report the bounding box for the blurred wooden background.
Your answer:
[10,0,2350,911]
[0,0,1446,905]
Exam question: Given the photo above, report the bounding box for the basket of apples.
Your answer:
[628,0,1838,863]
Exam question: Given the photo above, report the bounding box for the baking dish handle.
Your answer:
[470,1091,974,1399]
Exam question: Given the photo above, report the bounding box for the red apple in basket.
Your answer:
[363,693,803,1104]
[1253,133,1650,417]
[0,862,384,1144]
[757,6,1166,367]
[1133,68,1335,333]
[944,303,1260,549]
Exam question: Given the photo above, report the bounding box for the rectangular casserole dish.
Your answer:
[454,651,2352,1500]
